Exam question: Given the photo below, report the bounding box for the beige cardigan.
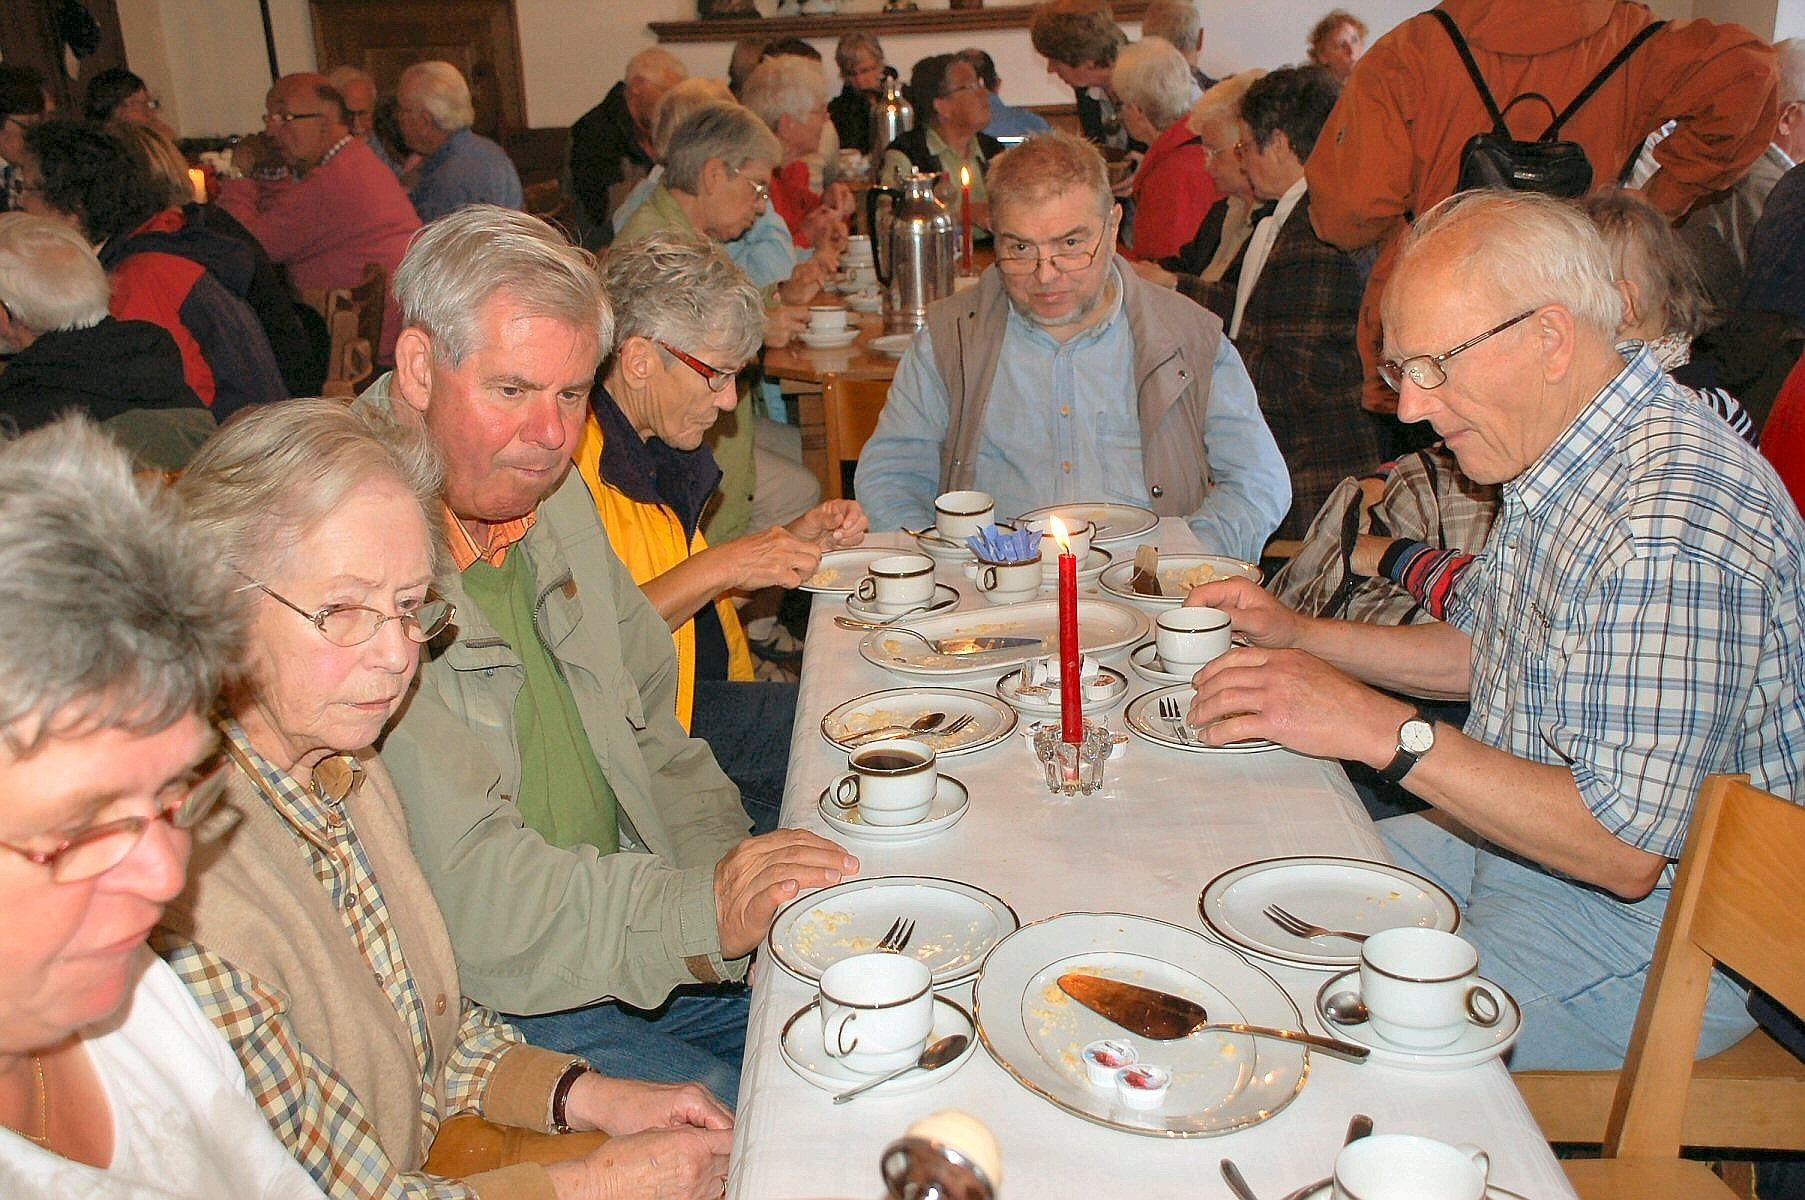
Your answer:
[159,745,575,1199]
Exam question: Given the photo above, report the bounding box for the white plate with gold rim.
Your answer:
[858,597,1148,678]
[819,686,1015,757]
[1124,685,1279,754]
[1013,501,1158,544]
[801,548,900,595]
[766,875,1019,987]
[1098,553,1262,608]
[972,911,1308,1137]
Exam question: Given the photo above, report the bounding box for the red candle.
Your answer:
[1051,517,1082,744]
[959,164,974,274]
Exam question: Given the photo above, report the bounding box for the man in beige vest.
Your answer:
[854,132,1289,561]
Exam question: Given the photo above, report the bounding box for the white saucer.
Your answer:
[1312,969,1522,1071]
[913,529,975,563]
[1127,641,1195,685]
[870,332,914,357]
[844,583,959,621]
[1284,1179,1530,1200]
[779,994,977,1096]
[817,775,969,843]
[995,666,1128,714]
[799,328,859,349]
[1034,545,1112,584]
[845,292,883,313]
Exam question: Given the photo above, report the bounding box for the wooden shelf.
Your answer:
[652,0,1150,43]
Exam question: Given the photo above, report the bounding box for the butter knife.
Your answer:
[1057,973,1369,1063]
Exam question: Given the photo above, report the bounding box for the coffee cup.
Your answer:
[934,490,995,540]
[808,305,848,332]
[855,554,936,609]
[1333,1134,1490,1200]
[1358,927,1504,1050]
[975,558,1041,605]
[1021,517,1093,564]
[819,951,935,1074]
[1154,606,1232,672]
[829,738,938,825]
[844,234,874,262]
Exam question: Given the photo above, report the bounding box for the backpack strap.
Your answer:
[1545,20,1667,137]
[1429,9,1508,135]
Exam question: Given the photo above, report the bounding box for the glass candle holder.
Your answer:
[1031,719,1112,795]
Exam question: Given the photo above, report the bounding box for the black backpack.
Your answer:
[1431,9,1666,198]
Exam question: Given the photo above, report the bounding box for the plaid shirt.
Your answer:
[158,724,520,1199]
[1447,347,1805,859]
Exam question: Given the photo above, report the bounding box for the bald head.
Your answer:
[625,48,688,132]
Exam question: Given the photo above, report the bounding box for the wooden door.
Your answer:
[0,0,129,115]
[309,0,526,143]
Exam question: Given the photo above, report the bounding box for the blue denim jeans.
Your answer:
[1379,813,1754,1070]
[506,984,750,1108]
[690,679,798,837]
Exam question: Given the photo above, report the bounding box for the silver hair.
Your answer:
[399,61,475,132]
[1111,37,1195,129]
[0,416,244,754]
[626,47,688,87]
[392,204,612,367]
[662,102,782,194]
[1779,38,1805,106]
[650,78,736,162]
[177,399,447,586]
[0,213,110,334]
[1390,191,1623,338]
[836,33,884,77]
[603,230,763,366]
[1189,68,1265,139]
[1140,0,1201,55]
[741,55,827,133]
[325,65,374,95]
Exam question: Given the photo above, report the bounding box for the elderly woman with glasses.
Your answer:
[158,401,733,1200]
[575,232,865,833]
[1110,37,1220,262]
[0,417,325,1198]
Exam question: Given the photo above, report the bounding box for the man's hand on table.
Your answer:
[544,1125,731,1200]
[764,305,808,349]
[787,499,867,549]
[565,1072,732,1136]
[714,831,859,960]
[1187,644,1413,764]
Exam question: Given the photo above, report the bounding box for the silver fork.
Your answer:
[1263,903,1368,944]
[1157,696,1193,743]
[936,713,975,739]
[875,917,916,953]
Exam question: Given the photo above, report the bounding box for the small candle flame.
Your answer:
[1048,516,1070,554]
[960,164,971,187]
[187,167,207,204]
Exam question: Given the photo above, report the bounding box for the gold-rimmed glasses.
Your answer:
[0,754,230,883]
[994,221,1112,276]
[238,572,454,648]
[1379,309,1538,392]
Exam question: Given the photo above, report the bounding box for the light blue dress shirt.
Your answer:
[408,127,523,223]
[982,92,1052,140]
[855,268,1289,560]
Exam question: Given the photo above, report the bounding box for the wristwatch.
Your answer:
[1378,708,1436,785]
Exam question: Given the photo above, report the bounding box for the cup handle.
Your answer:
[1455,1144,1490,1182]
[824,1008,860,1058]
[1465,984,1503,1028]
[856,577,878,602]
[829,774,860,809]
[978,565,998,590]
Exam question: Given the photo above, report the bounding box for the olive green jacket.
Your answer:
[361,376,751,1014]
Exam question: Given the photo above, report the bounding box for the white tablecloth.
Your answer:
[728,523,1575,1200]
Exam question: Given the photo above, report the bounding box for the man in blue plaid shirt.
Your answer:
[1185,190,1805,1070]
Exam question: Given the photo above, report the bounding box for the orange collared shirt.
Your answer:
[443,505,536,571]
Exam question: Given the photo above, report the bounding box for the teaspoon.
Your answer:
[1322,991,1372,1027]
[832,1034,968,1104]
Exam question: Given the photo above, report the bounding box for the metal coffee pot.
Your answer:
[871,75,915,164]
[866,170,955,334]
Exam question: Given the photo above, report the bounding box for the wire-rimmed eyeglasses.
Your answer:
[0,753,230,883]
[1379,308,1538,392]
[994,221,1113,277]
[238,572,454,648]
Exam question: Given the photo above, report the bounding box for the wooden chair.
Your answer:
[301,262,387,399]
[1544,775,1805,1200]
[820,372,891,500]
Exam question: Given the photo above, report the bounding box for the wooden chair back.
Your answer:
[821,373,890,500]
[301,262,387,399]
[1601,774,1805,1159]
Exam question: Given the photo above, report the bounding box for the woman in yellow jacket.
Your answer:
[577,231,866,832]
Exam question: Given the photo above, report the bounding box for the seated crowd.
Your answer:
[1,0,1805,1195]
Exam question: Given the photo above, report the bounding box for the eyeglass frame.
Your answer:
[0,753,230,883]
[725,162,769,205]
[237,571,455,647]
[993,213,1117,277]
[657,341,739,392]
[263,110,326,126]
[1379,308,1538,392]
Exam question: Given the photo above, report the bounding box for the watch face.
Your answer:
[1400,717,1435,755]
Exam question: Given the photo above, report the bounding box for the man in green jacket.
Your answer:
[367,204,858,1107]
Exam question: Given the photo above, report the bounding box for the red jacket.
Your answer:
[1760,353,1805,516]
[1305,0,1778,414]
[1126,120,1219,263]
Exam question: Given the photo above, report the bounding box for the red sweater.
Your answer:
[1125,121,1219,263]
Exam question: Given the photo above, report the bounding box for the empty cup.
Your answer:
[855,554,936,610]
[1358,927,1504,1050]
[1333,1134,1489,1200]
[1154,606,1232,672]
[820,951,935,1074]
[808,305,849,332]
[934,491,995,540]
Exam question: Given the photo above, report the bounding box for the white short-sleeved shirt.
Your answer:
[0,955,325,1199]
